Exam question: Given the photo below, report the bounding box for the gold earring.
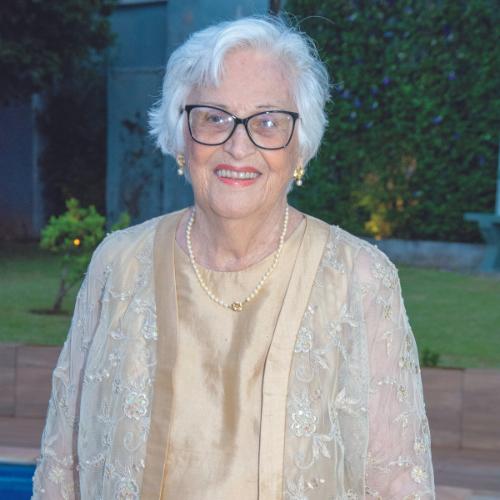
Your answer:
[293,164,305,186]
[176,153,185,176]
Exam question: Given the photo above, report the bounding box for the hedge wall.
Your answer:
[287,0,499,242]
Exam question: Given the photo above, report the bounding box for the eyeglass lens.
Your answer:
[188,106,296,149]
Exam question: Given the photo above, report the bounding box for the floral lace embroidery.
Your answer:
[295,326,313,354]
[323,227,346,274]
[284,226,434,498]
[123,391,149,420]
[32,218,161,499]
[285,475,329,500]
[114,477,140,500]
[371,260,397,289]
[411,465,428,484]
[289,391,318,438]
[285,475,309,500]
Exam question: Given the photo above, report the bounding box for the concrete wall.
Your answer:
[367,237,486,271]
[0,98,44,239]
[106,0,269,226]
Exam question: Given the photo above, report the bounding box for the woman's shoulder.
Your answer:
[306,214,397,281]
[97,215,162,256]
[336,225,393,263]
[335,225,398,282]
[89,211,182,273]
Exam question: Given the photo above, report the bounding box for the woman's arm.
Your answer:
[32,243,109,499]
[363,256,435,499]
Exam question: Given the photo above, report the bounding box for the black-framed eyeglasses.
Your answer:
[184,105,299,150]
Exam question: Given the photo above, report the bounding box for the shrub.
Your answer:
[421,347,441,368]
[40,198,129,312]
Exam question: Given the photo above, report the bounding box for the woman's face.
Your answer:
[183,48,300,221]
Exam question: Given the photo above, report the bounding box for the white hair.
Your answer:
[149,15,330,167]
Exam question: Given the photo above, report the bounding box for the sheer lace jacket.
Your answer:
[32,211,435,499]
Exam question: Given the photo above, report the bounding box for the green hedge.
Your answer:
[287,0,500,242]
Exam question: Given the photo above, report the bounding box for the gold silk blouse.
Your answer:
[160,220,305,499]
[32,209,435,499]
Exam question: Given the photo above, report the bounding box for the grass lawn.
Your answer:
[0,242,77,345]
[1,242,499,368]
[399,265,500,369]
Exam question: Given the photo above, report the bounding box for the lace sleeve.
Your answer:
[363,256,435,499]
[32,244,109,500]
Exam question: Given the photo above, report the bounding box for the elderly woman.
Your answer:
[33,16,435,500]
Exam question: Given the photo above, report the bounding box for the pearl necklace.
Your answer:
[186,206,289,312]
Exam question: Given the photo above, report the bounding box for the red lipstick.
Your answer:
[214,164,261,186]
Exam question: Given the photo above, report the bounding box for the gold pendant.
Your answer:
[231,302,243,312]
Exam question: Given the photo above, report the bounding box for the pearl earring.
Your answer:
[176,153,185,176]
[293,164,305,186]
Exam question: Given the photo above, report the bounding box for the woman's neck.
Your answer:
[176,203,303,271]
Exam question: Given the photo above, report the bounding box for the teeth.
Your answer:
[216,169,259,179]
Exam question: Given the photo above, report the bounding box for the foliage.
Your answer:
[0,1,116,214]
[40,198,130,312]
[0,0,116,104]
[420,347,441,367]
[287,0,500,242]
[38,66,107,215]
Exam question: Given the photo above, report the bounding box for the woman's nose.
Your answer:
[223,123,256,158]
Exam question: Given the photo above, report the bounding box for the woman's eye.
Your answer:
[259,118,277,129]
[205,112,226,124]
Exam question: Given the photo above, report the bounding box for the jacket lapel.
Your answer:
[141,210,185,499]
[258,216,330,499]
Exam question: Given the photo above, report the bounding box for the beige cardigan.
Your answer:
[32,210,435,499]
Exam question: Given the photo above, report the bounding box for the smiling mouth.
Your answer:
[215,169,260,180]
